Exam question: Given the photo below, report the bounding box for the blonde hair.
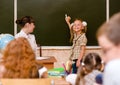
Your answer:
[2,37,39,78]
[70,19,87,42]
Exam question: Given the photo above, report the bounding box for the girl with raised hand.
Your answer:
[65,15,87,73]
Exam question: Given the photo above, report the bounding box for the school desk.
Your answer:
[36,56,57,69]
[0,78,70,85]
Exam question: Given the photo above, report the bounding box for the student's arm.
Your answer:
[38,67,48,78]
[76,45,86,67]
[41,71,48,78]
[0,64,6,78]
[65,16,71,29]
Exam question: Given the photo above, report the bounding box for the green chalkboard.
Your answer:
[110,0,120,17]
[0,0,14,34]
[0,0,120,46]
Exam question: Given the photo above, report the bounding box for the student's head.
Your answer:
[16,16,35,34]
[73,19,87,33]
[3,37,35,59]
[82,53,102,72]
[75,52,102,85]
[70,19,87,42]
[71,19,87,34]
[2,37,38,78]
[97,12,120,63]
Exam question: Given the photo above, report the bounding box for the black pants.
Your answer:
[72,59,82,73]
[72,59,78,73]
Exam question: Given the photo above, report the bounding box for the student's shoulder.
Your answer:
[106,59,120,71]
[81,33,87,37]
[80,33,87,41]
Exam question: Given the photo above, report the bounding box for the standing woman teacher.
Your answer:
[15,16,37,56]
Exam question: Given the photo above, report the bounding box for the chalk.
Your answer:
[65,14,67,18]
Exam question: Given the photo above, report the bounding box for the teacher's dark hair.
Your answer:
[16,16,35,27]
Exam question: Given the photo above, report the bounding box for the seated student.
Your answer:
[75,53,103,85]
[97,12,120,85]
[66,52,103,85]
[0,37,47,78]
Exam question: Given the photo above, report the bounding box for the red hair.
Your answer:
[2,37,39,78]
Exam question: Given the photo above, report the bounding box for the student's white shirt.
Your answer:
[15,30,37,56]
[38,67,47,78]
[103,59,120,85]
[66,74,77,85]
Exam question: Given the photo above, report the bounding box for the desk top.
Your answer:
[1,78,70,85]
[36,56,57,63]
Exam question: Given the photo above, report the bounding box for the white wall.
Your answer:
[41,46,102,68]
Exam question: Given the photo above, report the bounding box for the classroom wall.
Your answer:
[41,46,102,68]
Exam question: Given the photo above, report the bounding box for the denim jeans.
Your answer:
[72,59,78,73]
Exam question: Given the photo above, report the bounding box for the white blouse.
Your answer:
[15,30,37,56]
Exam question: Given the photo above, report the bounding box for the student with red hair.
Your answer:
[0,37,47,78]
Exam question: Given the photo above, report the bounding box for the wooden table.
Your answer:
[1,78,70,85]
[36,56,57,69]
